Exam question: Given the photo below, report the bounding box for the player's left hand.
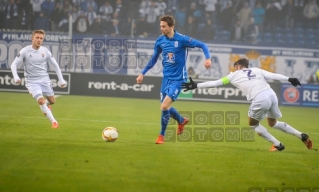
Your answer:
[181,77,197,92]
[58,80,67,88]
[204,58,211,69]
[288,78,301,87]
[136,74,144,84]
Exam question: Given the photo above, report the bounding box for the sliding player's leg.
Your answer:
[249,117,284,151]
[248,94,284,151]
[267,92,312,149]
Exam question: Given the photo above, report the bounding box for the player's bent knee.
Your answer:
[37,97,46,105]
[249,122,258,126]
[46,96,55,105]
[160,106,170,111]
[249,118,259,126]
[267,119,277,127]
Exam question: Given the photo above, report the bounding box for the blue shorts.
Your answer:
[160,78,184,102]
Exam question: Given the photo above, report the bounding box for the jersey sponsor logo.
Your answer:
[167,53,175,63]
[42,53,44,57]
[283,87,300,103]
[174,41,178,48]
[29,54,32,58]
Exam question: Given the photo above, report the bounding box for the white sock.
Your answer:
[251,124,281,146]
[272,121,302,139]
[39,104,56,123]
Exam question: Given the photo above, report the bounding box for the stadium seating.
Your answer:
[307,40,318,48]
[306,28,315,36]
[294,27,304,35]
[275,27,284,33]
[297,39,306,47]
[285,38,296,46]
[256,33,263,43]
[294,33,304,41]
[219,30,231,42]
[263,32,274,43]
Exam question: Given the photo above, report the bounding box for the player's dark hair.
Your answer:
[234,58,249,68]
[32,29,45,37]
[160,15,175,27]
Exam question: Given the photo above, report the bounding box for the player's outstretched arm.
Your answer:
[200,43,211,69]
[261,69,301,87]
[48,52,66,88]
[11,54,23,84]
[183,36,211,69]
[140,40,162,77]
[182,77,224,92]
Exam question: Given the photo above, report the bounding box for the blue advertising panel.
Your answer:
[302,85,319,107]
[281,84,319,107]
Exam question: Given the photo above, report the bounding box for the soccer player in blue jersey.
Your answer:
[136,15,212,144]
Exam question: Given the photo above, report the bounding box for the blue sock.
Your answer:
[160,110,170,136]
[169,107,183,124]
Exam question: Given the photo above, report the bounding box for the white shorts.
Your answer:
[26,77,54,100]
[248,89,282,121]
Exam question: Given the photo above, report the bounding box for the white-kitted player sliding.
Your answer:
[182,58,313,151]
[11,29,66,129]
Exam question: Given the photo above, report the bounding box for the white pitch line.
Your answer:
[1,114,319,135]
[0,115,158,125]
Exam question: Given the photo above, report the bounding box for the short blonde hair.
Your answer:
[32,29,46,37]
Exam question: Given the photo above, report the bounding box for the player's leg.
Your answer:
[166,80,188,135]
[27,82,58,128]
[44,95,55,111]
[249,117,284,151]
[248,94,284,151]
[42,82,59,128]
[160,95,173,134]
[45,95,55,105]
[267,94,312,149]
[154,93,171,144]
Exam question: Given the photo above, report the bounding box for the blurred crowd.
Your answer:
[0,0,318,45]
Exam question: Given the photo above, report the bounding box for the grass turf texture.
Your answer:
[0,92,318,192]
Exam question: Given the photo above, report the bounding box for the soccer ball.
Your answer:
[102,127,118,142]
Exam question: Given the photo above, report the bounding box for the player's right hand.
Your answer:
[288,78,301,87]
[136,74,144,84]
[181,77,197,92]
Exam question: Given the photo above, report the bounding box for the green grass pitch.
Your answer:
[0,92,318,192]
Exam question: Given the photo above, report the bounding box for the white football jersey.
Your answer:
[198,68,289,100]
[11,45,64,83]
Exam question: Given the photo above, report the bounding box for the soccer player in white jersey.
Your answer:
[182,58,313,151]
[11,29,66,129]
